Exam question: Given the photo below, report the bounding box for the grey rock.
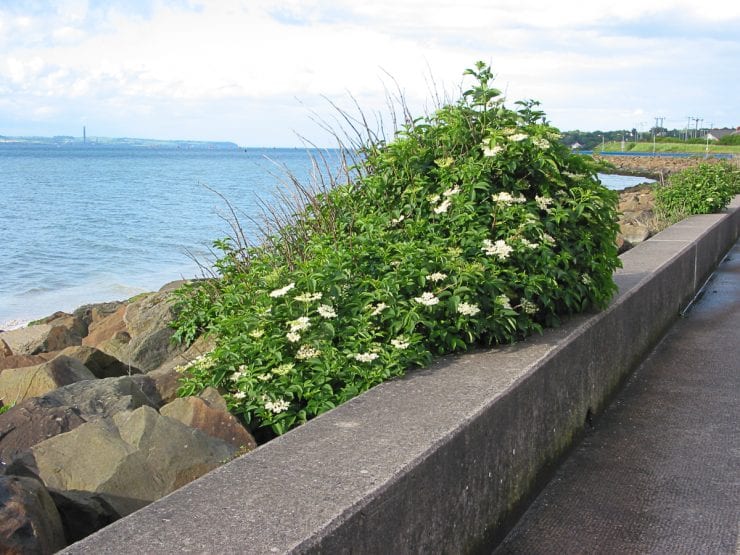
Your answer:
[0,322,81,356]
[42,376,158,421]
[27,406,236,517]
[0,356,96,405]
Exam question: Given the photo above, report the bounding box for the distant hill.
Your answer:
[0,135,240,149]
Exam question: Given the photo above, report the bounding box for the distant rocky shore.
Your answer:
[0,283,256,552]
[598,153,729,179]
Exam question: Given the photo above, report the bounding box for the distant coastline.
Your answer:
[0,135,239,150]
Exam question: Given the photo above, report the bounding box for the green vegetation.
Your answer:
[719,134,740,146]
[654,162,739,223]
[172,63,622,439]
[598,141,740,155]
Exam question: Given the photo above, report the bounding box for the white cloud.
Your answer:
[0,0,737,144]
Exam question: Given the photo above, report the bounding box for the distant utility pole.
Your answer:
[686,116,692,140]
[83,126,86,143]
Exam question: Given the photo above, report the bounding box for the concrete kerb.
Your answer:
[63,196,740,554]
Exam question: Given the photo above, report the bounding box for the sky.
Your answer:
[1,0,738,147]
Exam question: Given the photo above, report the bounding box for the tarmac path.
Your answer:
[495,239,740,554]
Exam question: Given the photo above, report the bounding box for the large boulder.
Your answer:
[0,397,86,466]
[0,376,159,468]
[0,356,96,405]
[73,301,124,331]
[22,406,236,517]
[58,345,140,379]
[160,393,256,452]
[0,321,82,357]
[0,352,57,373]
[81,305,128,349]
[42,376,160,420]
[88,292,186,373]
[0,475,66,554]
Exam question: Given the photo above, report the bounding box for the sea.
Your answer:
[0,143,653,330]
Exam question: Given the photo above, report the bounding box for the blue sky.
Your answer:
[1,0,738,146]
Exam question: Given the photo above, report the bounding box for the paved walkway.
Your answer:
[495,239,740,554]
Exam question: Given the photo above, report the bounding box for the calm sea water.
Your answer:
[0,144,651,329]
[0,144,344,328]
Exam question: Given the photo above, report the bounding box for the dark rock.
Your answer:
[48,489,120,544]
[0,475,66,554]
[0,397,86,466]
[58,345,141,379]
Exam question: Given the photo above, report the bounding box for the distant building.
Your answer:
[705,128,735,141]
[570,141,583,149]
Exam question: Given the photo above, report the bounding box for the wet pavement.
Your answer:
[495,239,740,554]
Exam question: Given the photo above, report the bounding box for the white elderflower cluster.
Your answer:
[249,329,264,339]
[317,304,337,319]
[269,283,295,298]
[286,331,301,343]
[520,238,539,249]
[433,198,451,214]
[262,396,290,414]
[533,137,550,149]
[482,144,504,157]
[457,302,481,316]
[391,337,410,350]
[540,232,555,245]
[231,365,248,381]
[535,195,554,211]
[443,185,460,197]
[233,391,246,400]
[482,239,513,260]
[295,292,322,303]
[497,295,513,310]
[414,292,440,306]
[491,192,526,205]
[509,133,529,142]
[353,352,379,363]
[174,352,215,373]
[272,363,294,376]
[288,316,311,332]
[427,272,447,282]
[370,302,388,316]
[520,299,538,315]
[295,345,321,360]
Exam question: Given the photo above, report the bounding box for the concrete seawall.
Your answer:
[64,196,740,554]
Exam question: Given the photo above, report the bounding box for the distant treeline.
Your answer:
[559,129,738,150]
